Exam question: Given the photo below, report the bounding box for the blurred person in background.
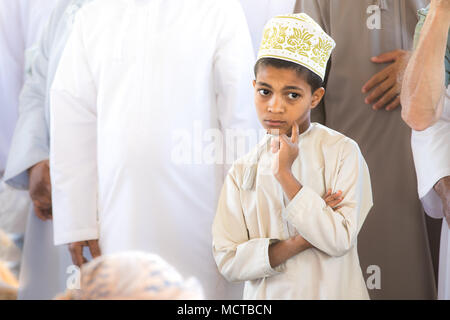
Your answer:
[55,251,204,300]
[50,0,257,299]
[0,0,59,173]
[401,0,450,300]
[0,0,59,289]
[2,0,94,299]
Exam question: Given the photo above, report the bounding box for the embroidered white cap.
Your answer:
[257,13,336,81]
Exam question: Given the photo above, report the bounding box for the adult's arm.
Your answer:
[401,1,450,131]
[50,8,99,245]
[0,0,24,173]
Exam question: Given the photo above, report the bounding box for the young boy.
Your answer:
[212,13,373,299]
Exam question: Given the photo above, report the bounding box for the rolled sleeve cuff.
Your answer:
[418,167,450,199]
[4,171,29,190]
[262,238,285,277]
[4,154,49,190]
[284,185,326,223]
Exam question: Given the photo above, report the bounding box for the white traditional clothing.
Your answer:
[213,123,373,299]
[0,0,59,296]
[50,0,257,299]
[0,0,58,173]
[0,0,59,232]
[411,86,450,300]
[239,0,296,55]
[3,0,93,300]
[4,0,92,190]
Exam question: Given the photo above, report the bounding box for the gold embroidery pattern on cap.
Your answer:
[311,38,334,68]
[257,14,335,80]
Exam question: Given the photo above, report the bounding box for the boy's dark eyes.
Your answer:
[257,89,302,100]
[288,93,301,99]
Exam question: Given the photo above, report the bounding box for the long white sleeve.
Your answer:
[0,0,24,173]
[0,0,59,174]
[4,13,54,189]
[50,9,98,245]
[213,171,282,282]
[4,0,86,189]
[284,139,373,257]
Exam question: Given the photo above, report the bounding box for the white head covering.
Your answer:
[257,13,336,81]
[57,251,204,300]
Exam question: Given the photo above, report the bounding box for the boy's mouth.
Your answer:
[264,120,286,127]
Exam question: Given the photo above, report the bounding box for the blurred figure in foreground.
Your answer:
[55,251,204,300]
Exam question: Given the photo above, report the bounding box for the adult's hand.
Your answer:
[362,49,410,111]
[434,176,450,228]
[431,0,450,15]
[68,240,101,267]
[28,160,52,221]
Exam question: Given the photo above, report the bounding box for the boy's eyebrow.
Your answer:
[256,82,305,92]
[284,86,305,92]
[256,81,272,88]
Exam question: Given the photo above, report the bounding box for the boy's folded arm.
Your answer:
[284,141,373,257]
[213,238,283,282]
[212,172,283,283]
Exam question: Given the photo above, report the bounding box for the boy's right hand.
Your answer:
[323,189,344,210]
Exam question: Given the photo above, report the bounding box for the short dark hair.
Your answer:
[254,57,323,93]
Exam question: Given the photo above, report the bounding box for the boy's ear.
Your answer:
[311,87,325,109]
[252,80,256,88]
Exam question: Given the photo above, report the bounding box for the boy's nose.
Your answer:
[267,96,284,113]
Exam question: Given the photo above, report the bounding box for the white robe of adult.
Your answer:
[3,0,93,300]
[0,0,59,295]
[50,0,258,299]
[239,0,296,55]
[0,0,59,173]
[411,86,450,300]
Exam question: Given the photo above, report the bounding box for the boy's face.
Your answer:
[253,65,325,136]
